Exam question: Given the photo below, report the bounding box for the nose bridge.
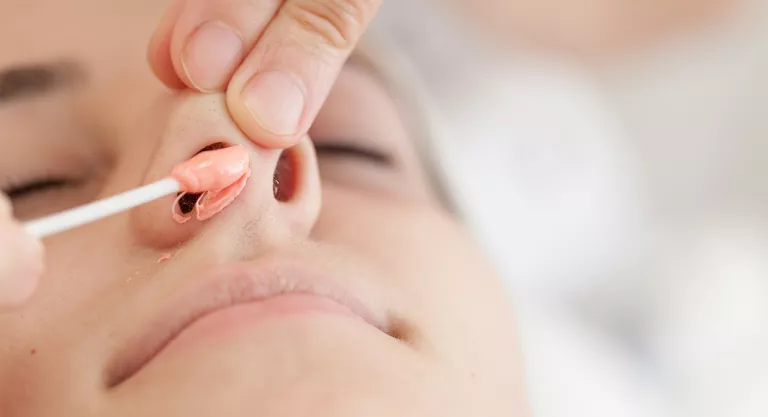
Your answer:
[128,93,320,251]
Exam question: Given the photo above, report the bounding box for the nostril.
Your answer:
[178,193,202,214]
[273,149,297,202]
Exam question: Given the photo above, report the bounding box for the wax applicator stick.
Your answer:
[22,144,251,239]
[23,178,180,239]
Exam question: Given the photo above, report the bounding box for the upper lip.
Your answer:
[106,256,389,388]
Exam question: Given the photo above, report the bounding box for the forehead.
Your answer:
[0,0,169,68]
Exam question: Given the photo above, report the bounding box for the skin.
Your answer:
[0,1,526,416]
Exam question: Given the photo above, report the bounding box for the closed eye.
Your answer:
[3,178,73,199]
[313,141,394,167]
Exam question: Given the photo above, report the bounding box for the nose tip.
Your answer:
[129,93,320,250]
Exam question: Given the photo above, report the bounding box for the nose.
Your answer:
[130,93,321,250]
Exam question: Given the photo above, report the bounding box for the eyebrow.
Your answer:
[0,61,86,103]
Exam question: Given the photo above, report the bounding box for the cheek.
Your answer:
[0,229,138,408]
[14,216,157,339]
[313,192,522,395]
[315,190,505,312]
[372,216,523,407]
[18,229,134,335]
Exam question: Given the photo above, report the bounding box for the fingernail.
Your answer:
[242,71,306,136]
[182,21,244,92]
[0,223,44,307]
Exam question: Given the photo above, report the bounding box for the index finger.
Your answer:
[226,0,382,148]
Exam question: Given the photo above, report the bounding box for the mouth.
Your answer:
[106,257,389,388]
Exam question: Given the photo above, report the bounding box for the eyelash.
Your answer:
[2,177,73,199]
[313,142,393,166]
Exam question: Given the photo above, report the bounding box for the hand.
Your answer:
[0,193,44,309]
[148,0,383,149]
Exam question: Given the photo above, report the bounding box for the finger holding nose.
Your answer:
[147,0,383,149]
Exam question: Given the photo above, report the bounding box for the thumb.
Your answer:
[0,195,44,309]
[226,0,383,148]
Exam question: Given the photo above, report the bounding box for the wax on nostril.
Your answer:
[170,145,250,194]
[169,145,251,224]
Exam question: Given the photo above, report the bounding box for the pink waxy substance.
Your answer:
[169,146,251,224]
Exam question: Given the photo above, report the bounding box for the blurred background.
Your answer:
[371,1,768,416]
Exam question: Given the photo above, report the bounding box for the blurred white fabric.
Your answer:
[373,1,768,416]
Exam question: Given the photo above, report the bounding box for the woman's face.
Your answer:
[0,1,524,416]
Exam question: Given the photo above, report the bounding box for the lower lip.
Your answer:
[160,293,362,353]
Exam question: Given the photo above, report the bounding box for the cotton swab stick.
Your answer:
[23,177,181,239]
[22,145,251,239]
